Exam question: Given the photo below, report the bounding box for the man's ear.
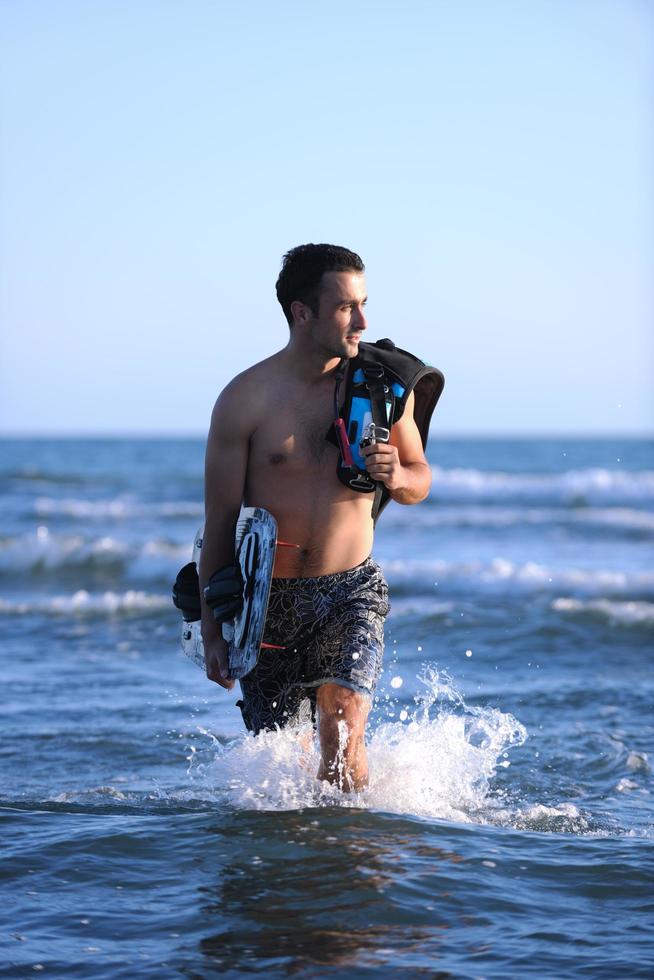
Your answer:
[290,300,313,326]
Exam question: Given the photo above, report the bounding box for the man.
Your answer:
[199,244,432,791]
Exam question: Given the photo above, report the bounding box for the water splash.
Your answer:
[186,665,529,822]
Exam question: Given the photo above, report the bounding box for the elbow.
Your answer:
[387,461,431,506]
[413,463,432,504]
[411,486,431,506]
[404,464,431,505]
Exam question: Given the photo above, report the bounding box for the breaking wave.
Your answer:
[33,497,203,520]
[384,557,654,599]
[551,597,654,628]
[0,589,170,616]
[385,504,654,535]
[0,527,188,580]
[3,527,653,605]
[429,466,654,506]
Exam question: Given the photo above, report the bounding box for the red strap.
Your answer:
[334,417,354,466]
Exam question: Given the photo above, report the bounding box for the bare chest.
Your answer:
[249,387,336,473]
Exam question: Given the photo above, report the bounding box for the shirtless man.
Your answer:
[199,244,431,791]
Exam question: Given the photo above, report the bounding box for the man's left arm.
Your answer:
[361,391,432,505]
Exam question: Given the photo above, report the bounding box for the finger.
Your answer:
[364,453,390,468]
[367,469,398,486]
[217,653,235,689]
[205,655,235,689]
[213,676,235,690]
[362,443,393,458]
[365,446,397,461]
[207,667,235,690]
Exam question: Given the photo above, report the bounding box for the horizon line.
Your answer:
[1,430,652,441]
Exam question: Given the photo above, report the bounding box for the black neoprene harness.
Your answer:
[329,338,445,522]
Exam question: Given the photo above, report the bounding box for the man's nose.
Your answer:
[354,305,367,331]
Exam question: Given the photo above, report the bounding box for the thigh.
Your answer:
[237,647,306,734]
[237,585,312,734]
[303,564,389,699]
[305,613,383,698]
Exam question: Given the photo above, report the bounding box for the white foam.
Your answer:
[0,528,188,578]
[384,504,654,534]
[429,466,654,505]
[187,666,528,823]
[30,473,654,521]
[499,802,592,834]
[4,527,652,602]
[384,557,654,598]
[0,590,170,615]
[626,752,650,773]
[551,597,654,627]
[615,778,640,793]
[576,508,654,533]
[0,526,128,571]
[35,497,135,519]
[50,786,130,802]
[34,496,203,520]
[386,598,454,619]
[129,538,190,580]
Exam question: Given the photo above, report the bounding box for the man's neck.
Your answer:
[281,337,346,384]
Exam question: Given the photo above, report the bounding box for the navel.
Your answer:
[269,453,286,465]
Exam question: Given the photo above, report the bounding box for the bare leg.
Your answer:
[316,683,370,792]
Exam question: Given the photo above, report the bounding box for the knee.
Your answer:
[316,683,369,733]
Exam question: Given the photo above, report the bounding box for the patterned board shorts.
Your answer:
[236,557,390,735]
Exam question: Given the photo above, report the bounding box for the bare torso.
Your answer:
[199,268,432,727]
[242,354,374,577]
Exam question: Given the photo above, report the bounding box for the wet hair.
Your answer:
[275,243,365,327]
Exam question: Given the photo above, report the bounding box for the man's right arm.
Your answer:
[198,379,252,690]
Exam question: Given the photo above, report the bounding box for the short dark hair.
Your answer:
[275,243,365,326]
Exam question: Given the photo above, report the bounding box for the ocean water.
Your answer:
[1,436,653,978]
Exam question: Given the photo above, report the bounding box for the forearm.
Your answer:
[388,461,432,505]
[198,512,238,642]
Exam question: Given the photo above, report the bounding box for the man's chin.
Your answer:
[324,338,361,360]
[340,338,361,357]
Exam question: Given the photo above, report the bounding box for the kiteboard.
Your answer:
[175,507,279,680]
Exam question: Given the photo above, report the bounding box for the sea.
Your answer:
[1,436,652,979]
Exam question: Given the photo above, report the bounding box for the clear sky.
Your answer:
[1,0,652,436]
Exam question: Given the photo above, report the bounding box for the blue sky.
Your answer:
[1,0,652,435]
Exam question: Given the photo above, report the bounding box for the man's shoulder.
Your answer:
[211,352,286,431]
[221,352,285,402]
[231,351,285,386]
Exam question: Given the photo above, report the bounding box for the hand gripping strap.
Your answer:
[330,340,445,521]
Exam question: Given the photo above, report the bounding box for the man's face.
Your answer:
[309,270,368,359]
